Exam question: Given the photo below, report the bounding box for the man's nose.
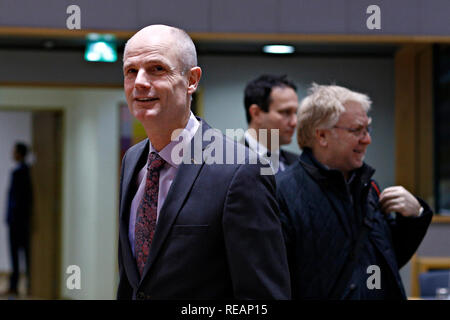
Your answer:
[135,69,151,88]
[289,114,297,128]
[360,131,372,144]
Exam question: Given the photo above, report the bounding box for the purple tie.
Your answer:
[135,152,165,276]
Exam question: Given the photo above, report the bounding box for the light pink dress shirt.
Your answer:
[128,113,200,256]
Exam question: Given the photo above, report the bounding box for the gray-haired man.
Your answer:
[277,84,433,299]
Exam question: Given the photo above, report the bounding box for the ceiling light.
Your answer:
[262,45,295,54]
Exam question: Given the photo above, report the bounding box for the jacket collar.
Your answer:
[299,148,376,237]
[299,148,375,188]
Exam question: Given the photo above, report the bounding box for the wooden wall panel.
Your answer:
[395,44,435,298]
[395,44,434,200]
[30,111,62,299]
[395,45,418,193]
[417,47,434,206]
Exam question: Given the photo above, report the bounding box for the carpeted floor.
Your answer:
[0,273,33,300]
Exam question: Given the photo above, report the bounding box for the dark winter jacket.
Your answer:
[276,148,433,299]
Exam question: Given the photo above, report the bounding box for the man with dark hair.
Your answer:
[4,142,33,296]
[243,74,299,174]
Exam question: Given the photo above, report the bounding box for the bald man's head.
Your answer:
[124,25,197,73]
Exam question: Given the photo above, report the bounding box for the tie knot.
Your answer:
[148,152,165,172]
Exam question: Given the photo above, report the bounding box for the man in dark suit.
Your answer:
[242,75,299,174]
[4,142,32,296]
[276,84,433,299]
[117,24,290,300]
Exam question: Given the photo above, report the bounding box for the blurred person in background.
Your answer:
[242,74,299,174]
[3,142,33,296]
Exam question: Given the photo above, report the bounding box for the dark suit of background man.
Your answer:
[4,142,32,296]
[117,24,290,300]
[276,84,433,299]
[242,75,299,174]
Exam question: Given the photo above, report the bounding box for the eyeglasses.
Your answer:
[333,125,372,138]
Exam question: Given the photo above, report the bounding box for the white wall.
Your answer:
[0,87,123,299]
[199,55,396,189]
[0,111,32,272]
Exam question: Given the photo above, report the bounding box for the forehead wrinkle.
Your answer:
[350,114,371,128]
[125,54,170,67]
[338,109,368,126]
[124,52,177,73]
[124,40,181,71]
[124,40,169,58]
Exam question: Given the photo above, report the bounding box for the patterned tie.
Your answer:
[135,152,165,277]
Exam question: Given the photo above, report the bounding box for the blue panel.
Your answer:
[210,0,279,33]
[420,0,450,36]
[136,0,210,32]
[279,0,347,34]
[346,0,421,35]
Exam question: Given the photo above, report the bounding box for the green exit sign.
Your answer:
[85,33,117,62]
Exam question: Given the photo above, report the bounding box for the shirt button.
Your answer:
[349,283,357,291]
[136,292,145,300]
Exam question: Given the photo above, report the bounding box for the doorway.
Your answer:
[0,109,63,299]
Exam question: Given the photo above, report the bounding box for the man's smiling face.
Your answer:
[123,27,191,128]
[324,100,372,175]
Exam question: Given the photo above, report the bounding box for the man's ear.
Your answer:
[315,128,329,147]
[187,67,202,95]
[249,104,263,124]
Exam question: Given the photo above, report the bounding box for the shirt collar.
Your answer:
[148,112,200,169]
[244,130,280,158]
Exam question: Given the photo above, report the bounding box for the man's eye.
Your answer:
[126,68,137,74]
[151,65,165,72]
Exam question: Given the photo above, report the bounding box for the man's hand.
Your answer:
[379,186,422,217]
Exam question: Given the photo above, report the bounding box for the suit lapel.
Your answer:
[242,136,250,149]
[140,119,212,282]
[119,139,149,288]
[120,139,149,222]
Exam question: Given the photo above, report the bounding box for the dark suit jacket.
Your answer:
[117,119,291,300]
[241,137,298,170]
[6,162,32,227]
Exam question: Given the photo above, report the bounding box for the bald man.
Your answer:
[117,25,290,300]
